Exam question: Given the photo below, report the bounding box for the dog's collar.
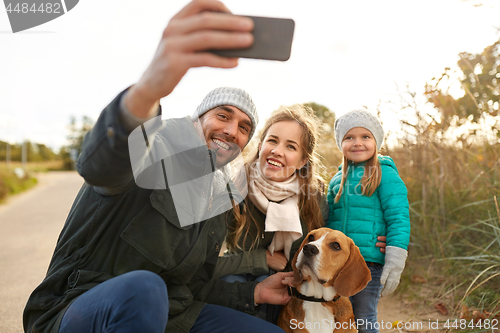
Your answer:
[288,286,341,303]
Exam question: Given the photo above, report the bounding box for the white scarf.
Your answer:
[248,161,302,260]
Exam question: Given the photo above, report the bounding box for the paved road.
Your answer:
[0,172,83,333]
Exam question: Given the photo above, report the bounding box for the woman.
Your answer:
[215,104,326,285]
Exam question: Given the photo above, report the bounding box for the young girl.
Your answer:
[326,109,410,333]
[214,104,328,320]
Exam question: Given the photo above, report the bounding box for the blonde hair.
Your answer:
[334,149,382,203]
[227,104,325,252]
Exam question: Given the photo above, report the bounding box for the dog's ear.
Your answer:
[291,239,304,285]
[333,239,371,297]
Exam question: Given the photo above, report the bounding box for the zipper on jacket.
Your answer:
[342,164,349,233]
[208,197,213,211]
[207,149,216,211]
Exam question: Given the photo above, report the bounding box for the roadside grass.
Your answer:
[2,160,66,172]
[0,161,64,203]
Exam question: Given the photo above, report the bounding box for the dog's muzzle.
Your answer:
[303,244,319,257]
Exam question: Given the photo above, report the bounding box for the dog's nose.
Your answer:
[303,244,319,257]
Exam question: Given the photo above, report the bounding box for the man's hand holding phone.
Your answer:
[211,16,295,61]
[125,0,254,119]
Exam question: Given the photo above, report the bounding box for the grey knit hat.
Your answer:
[192,87,258,140]
[334,109,384,151]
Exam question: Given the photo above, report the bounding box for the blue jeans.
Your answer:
[60,270,283,333]
[191,304,284,333]
[350,263,383,333]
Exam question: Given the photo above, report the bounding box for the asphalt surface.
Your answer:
[0,171,83,333]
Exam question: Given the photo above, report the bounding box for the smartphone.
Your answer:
[210,16,295,61]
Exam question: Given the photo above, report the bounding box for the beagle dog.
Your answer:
[277,228,371,333]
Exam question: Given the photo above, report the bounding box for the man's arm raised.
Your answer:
[78,1,253,192]
[124,0,254,118]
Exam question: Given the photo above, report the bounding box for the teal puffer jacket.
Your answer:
[326,155,410,265]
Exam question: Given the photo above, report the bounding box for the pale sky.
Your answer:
[0,0,499,150]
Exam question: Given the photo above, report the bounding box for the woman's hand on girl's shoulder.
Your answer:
[376,236,387,253]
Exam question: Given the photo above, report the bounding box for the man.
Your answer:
[23,1,292,332]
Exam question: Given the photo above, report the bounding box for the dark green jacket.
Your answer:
[214,196,329,279]
[23,90,258,333]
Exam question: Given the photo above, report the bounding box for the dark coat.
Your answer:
[23,90,257,333]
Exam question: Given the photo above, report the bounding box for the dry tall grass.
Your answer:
[386,139,499,318]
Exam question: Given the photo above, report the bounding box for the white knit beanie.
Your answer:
[334,109,384,151]
[192,87,258,140]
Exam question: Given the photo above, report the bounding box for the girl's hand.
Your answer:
[380,246,408,296]
[376,236,387,253]
[266,250,287,271]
